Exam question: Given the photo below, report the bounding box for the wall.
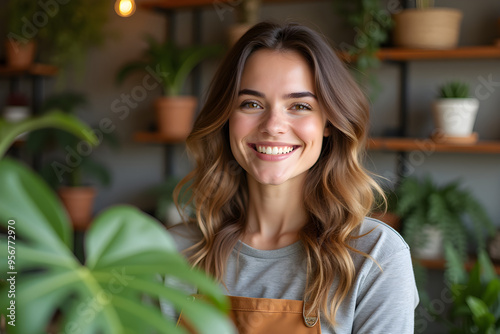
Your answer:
[80,0,500,226]
[2,1,499,332]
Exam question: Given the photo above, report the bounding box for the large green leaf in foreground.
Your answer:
[0,158,233,334]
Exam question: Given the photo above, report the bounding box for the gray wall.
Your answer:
[2,0,500,333]
[80,0,500,223]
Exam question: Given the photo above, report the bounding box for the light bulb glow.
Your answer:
[115,0,136,17]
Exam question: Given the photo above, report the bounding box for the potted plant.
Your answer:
[4,1,38,68]
[369,186,401,231]
[0,112,234,333]
[3,0,110,73]
[394,175,494,262]
[439,244,500,333]
[393,0,463,49]
[228,0,262,46]
[36,0,110,73]
[117,35,223,141]
[432,81,480,143]
[334,0,393,90]
[26,91,118,231]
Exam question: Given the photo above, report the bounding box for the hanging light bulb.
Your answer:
[115,0,136,17]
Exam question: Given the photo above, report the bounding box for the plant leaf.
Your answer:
[85,206,177,269]
[0,110,98,158]
[0,158,73,251]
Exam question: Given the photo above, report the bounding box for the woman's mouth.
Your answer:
[249,144,300,155]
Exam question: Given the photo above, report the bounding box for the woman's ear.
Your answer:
[323,123,331,137]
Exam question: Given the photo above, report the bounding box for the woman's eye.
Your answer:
[291,103,312,111]
[241,101,262,109]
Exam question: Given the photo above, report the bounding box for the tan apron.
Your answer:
[178,295,321,334]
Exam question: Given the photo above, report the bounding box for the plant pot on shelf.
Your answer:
[369,211,401,231]
[155,96,197,141]
[5,39,36,68]
[413,226,444,260]
[432,98,479,140]
[58,186,96,231]
[393,8,463,49]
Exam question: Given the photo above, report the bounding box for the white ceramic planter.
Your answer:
[413,226,444,260]
[432,98,479,137]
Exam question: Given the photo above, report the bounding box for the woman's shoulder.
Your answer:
[351,217,410,263]
[166,222,203,253]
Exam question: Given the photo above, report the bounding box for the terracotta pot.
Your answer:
[369,211,401,231]
[5,39,36,68]
[393,8,463,49]
[58,186,96,231]
[155,96,197,141]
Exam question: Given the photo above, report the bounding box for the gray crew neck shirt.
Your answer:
[161,217,419,334]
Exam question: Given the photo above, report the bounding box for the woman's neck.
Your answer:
[241,175,308,250]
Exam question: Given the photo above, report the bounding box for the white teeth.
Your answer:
[256,145,294,155]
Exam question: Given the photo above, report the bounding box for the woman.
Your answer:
[165,22,418,333]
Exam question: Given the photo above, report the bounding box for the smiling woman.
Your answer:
[164,22,419,334]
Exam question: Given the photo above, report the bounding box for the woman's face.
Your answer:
[229,49,329,186]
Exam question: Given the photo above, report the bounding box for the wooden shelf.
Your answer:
[419,258,500,275]
[368,137,500,154]
[0,63,58,77]
[340,46,500,63]
[377,46,500,61]
[141,0,324,10]
[134,131,185,144]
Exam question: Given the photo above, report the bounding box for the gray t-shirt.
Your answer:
[162,217,419,334]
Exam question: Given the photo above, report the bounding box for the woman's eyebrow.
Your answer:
[238,89,317,100]
[238,89,265,97]
[283,92,317,100]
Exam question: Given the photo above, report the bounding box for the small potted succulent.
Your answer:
[117,35,223,141]
[432,81,480,141]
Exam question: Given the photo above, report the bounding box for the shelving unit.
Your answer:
[366,46,500,177]
[370,46,500,274]
[0,63,58,166]
[140,0,324,10]
[368,137,500,154]
[419,258,500,275]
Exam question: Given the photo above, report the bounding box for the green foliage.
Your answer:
[0,111,97,159]
[234,0,262,24]
[117,35,224,96]
[5,1,39,37]
[38,0,111,71]
[334,0,393,74]
[4,0,110,71]
[150,176,193,225]
[26,91,118,188]
[442,244,500,333]
[439,81,470,99]
[395,176,495,281]
[0,113,234,333]
[416,0,435,9]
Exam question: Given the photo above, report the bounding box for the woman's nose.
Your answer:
[259,108,288,136]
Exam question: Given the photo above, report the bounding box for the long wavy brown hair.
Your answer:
[175,22,383,326]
